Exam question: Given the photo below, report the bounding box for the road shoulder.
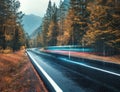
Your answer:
[0,50,48,92]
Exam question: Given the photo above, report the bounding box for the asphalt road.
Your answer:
[27,49,120,92]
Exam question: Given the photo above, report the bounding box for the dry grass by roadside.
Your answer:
[64,52,120,64]
[0,50,48,92]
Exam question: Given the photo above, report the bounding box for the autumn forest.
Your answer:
[32,0,120,55]
[0,0,26,53]
[0,0,120,55]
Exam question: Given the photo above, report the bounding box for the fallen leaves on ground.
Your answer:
[0,50,48,92]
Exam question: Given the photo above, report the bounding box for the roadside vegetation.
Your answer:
[0,50,47,92]
[0,0,27,52]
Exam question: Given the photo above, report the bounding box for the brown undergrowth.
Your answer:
[0,50,48,92]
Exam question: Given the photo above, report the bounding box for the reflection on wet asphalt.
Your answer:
[28,50,117,92]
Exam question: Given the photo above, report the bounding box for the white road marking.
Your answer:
[59,57,120,77]
[27,52,63,92]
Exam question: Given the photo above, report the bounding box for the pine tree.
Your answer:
[0,0,11,49]
[46,0,53,20]
[82,0,120,55]
[41,0,53,47]
[25,33,30,48]
[47,4,58,46]
[0,0,25,51]
[61,0,88,45]
[57,0,70,45]
[36,32,43,47]
[41,0,60,47]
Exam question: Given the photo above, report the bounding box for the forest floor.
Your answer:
[0,50,48,92]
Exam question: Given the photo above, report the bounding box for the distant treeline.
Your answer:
[31,0,120,55]
[0,0,26,52]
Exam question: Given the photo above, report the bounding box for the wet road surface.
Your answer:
[27,49,119,92]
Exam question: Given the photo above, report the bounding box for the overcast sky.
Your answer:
[19,0,61,17]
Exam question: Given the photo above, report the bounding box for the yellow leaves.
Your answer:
[5,34,12,41]
[74,17,80,22]
[47,21,55,38]
[47,29,52,38]
[112,14,120,18]
[64,31,70,37]
[57,28,71,45]
[82,29,103,45]
[116,39,120,42]
[96,6,100,10]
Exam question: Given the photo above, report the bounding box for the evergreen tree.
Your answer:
[47,6,58,46]
[25,33,30,48]
[60,0,88,45]
[57,0,70,45]
[82,0,120,55]
[36,32,43,47]
[41,0,53,47]
[41,0,60,47]
[0,0,25,51]
[46,0,53,20]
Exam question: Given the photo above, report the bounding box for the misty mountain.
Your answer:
[30,26,42,38]
[22,14,42,35]
[30,0,70,38]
